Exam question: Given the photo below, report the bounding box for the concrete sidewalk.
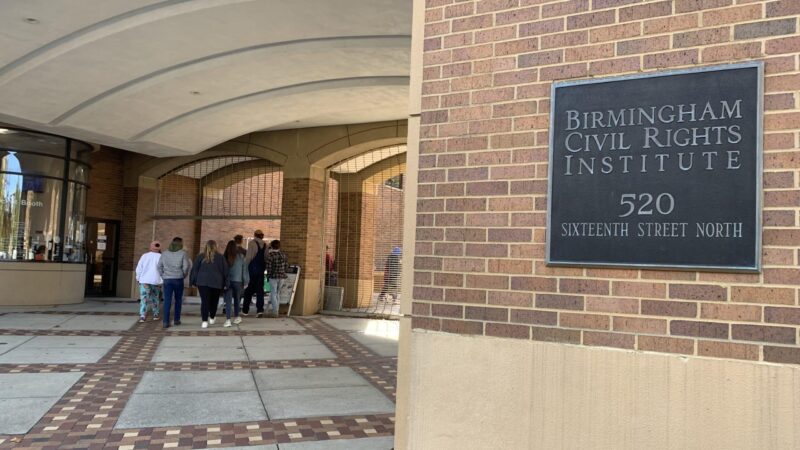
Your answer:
[0,299,398,449]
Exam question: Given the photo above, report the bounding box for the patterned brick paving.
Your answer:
[0,311,397,449]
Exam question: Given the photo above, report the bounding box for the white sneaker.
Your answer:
[201,321,208,329]
[233,317,242,324]
[209,317,216,325]
[224,319,231,327]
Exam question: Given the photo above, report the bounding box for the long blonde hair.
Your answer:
[203,240,217,263]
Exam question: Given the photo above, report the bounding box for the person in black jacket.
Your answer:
[190,240,228,329]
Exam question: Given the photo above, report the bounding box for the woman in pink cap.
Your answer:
[135,241,163,322]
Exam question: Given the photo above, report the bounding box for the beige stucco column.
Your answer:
[394,0,424,447]
[279,157,326,316]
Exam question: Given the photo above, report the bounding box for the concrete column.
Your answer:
[335,174,377,308]
[279,159,326,315]
[395,0,425,447]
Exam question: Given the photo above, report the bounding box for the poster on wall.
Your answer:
[546,63,762,272]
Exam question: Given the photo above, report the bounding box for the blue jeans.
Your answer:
[223,281,243,319]
[162,279,184,325]
[269,278,283,315]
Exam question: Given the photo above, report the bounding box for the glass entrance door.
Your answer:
[85,220,119,296]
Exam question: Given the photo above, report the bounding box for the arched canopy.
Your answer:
[0,1,411,157]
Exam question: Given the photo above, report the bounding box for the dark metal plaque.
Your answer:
[547,63,762,271]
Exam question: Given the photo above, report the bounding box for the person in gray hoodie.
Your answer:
[157,237,192,329]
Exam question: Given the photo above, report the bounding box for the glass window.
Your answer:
[0,129,66,157]
[1,150,65,178]
[71,141,92,164]
[63,182,87,263]
[0,174,62,261]
[0,130,90,264]
[69,162,89,183]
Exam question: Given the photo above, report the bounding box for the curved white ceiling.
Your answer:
[0,0,411,156]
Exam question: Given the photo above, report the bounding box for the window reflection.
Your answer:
[0,174,62,261]
[64,182,86,262]
[0,130,90,263]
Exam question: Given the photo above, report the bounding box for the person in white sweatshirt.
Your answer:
[135,241,163,322]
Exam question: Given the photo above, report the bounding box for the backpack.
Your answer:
[248,241,266,274]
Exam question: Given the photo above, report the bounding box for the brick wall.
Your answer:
[154,174,200,261]
[86,147,124,221]
[281,178,325,280]
[157,174,198,216]
[118,187,138,271]
[153,171,282,259]
[336,191,376,282]
[413,0,800,364]
[199,219,281,252]
[202,171,283,216]
[374,184,405,271]
[119,184,157,272]
[325,178,339,260]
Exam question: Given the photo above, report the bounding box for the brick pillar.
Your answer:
[280,176,325,315]
[117,176,157,298]
[335,174,377,308]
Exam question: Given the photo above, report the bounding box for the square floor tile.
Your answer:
[52,301,139,313]
[280,437,395,450]
[207,446,277,450]
[246,345,335,361]
[24,336,121,348]
[349,333,398,357]
[0,398,64,435]
[243,335,335,361]
[116,391,267,428]
[0,313,72,330]
[159,336,243,347]
[235,319,304,331]
[253,367,368,391]
[151,347,248,362]
[54,315,136,331]
[0,336,34,355]
[0,336,119,364]
[134,370,255,394]
[242,335,324,347]
[0,372,85,398]
[320,317,375,332]
[0,347,114,364]
[262,386,395,419]
[152,336,247,362]
[0,372,84,434]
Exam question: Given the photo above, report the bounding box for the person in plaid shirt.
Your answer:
[266,239,288,318]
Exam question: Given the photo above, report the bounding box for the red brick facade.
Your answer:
[374,184,405,272]
[152,172,282,261]
[281,178,325,281]
[86,147,125,221]
[413,0,800,364]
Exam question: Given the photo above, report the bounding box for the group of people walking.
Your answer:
[134,230,289,329]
